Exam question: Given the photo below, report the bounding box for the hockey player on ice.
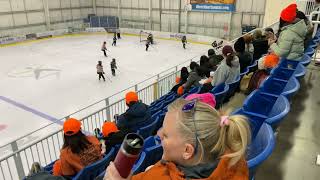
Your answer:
[181,35,187,49]
[110,58,117,76]
[101,41,107,57]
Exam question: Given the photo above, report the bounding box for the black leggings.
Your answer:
[98,72,105,81]
[102,50,107,57]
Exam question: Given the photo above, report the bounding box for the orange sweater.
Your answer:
[132,156,248,180]
[59,136,102,176]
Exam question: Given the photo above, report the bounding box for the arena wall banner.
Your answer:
[190,0,236,12]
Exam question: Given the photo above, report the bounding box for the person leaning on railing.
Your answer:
[52,118,102,177]
[104,93,251,180]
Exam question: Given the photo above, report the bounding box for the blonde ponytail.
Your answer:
[211,115,251,167]
[167,98,251,167]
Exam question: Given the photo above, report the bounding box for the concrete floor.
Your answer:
[225,62,320,180]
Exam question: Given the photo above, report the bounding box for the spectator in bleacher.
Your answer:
[116,91,151,132]
[243,34,254,58]
[252,29,269,60]
[257,54,280,70]
[182,62,202,92]
[199,45,240,94]
[211,45,240,87]
[105,96,251,180]
[296,10,314,48]
[208,49,223,71]
[264,28,277,42]
[171,67,189,93]
[200,55,211,78]
[234,37,253,73]
[269,3,307,61]
[102,121,128,154]
[52,118,102,177]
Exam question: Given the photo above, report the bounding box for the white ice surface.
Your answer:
[0,34,209,147]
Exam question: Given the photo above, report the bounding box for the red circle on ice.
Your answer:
[0,124,7,131]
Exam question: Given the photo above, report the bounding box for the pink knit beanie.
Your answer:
[185,93,216,108]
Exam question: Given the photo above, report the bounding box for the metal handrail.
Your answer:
[0,20,282,179]
[0,54,199,149]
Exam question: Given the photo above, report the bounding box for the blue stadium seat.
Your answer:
[232,108,267,140]
[72,147,116,180]
[265,95,290,129]
[143,136,157,150]
[225,75,241,101]
[188,86,201,94]
[150,102,165,114]
[163,94,177,106]
[259,76,300,100]
[306,39,318,49]
[132,152,147,174]
[43,160,57,174]
[270,67,295,81]
[133,144,163,174]
[247,123,275,179]
[242,90,279,116]
[90,16,100,27]
[211,83,229,108]
[150,92,174,107]
[137,118,158,139]
[240,67,250,78]
[248,60,258,72]
[154,111,166,132]
[279,58,300,69]
[304,47,315,57]
[100,16,109,27]
[300,54,312,66]
[293,63,306,80]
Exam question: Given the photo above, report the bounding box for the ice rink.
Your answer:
[0,33,209,148]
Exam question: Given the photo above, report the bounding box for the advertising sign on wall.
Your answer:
[190,0,236,12]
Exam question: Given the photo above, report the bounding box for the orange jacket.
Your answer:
[132,156,248,180]
[59,136,102,176]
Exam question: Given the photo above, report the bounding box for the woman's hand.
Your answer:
[104,162,132,180]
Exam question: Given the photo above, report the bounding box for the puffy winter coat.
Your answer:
[116,102,151,132]
[131,155,248,180]
[184,71,202,92]
[270,19,307,60]
[211,56,240,87]
[96,64,104,73]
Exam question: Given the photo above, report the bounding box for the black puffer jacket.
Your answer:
[116,102,151,132]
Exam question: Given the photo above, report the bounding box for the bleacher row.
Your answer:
[40,31,319,180]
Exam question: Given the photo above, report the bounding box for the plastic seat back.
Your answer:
[279,58,300,69]
[132,152,147,174]
[232,108,267,140]
[240,67,249,78]
[243,90,278,116]
[137,118,158,139]
[248,60,258,72]
[247,123,275,179]
[300,54,312,66]
[150,102,164,114]
[211,83,229,108]
[72,147,116,180]
[265,95,290,129]
[226,75,241,100]
[188,86,201,94]
[270,67,295,81]
[304,46,315,57]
